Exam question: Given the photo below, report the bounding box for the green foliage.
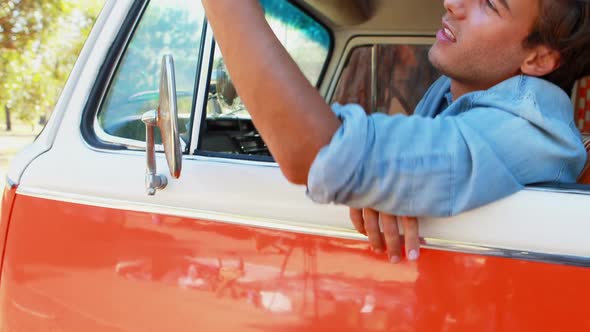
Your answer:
[0,0,103,127]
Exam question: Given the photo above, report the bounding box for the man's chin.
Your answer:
[428,48,445,73]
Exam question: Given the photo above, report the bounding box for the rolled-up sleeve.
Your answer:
[306,103,547,217]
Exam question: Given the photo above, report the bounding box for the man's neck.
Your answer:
[450,81,484,101]
[450,75,520,100]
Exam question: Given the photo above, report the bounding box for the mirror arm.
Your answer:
[141,110,167,196]
[139,54,180,196]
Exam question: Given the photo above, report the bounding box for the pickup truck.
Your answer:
[2,0,590,330]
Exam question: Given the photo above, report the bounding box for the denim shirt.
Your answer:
[307,75,587,217]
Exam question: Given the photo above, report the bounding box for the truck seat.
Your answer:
[577,135,590,184]
[574,77,590,184]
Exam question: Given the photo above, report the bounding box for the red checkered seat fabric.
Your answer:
[575,77,590,132]
[578,135,590,184]
[574,77,590,184]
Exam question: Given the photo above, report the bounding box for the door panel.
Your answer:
[5,0,590,330]
[2,195,590,331]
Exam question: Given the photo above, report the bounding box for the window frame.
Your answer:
[82,0,208,153]
[325,36,437,103]
[191,1,335,162]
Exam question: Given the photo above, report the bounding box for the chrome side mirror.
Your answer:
[141,55,182,196]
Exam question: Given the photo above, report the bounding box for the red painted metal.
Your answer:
[1,195,590,331]
[0,185,17,284]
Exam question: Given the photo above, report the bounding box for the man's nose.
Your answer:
[443,0,467,19]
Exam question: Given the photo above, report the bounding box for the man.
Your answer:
[201,0,589,263]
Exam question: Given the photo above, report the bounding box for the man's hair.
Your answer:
[524,0,590,93]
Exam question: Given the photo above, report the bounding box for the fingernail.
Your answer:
[390,255,401,264]
[408,249,419,261]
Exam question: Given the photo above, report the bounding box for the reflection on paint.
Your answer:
[2,196,590,331]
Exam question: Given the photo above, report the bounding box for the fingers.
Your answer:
[348,208,421,263]
[381,213,402,263]
[349,208,366,235]
[402,216,420,261]
[362,209,385,253]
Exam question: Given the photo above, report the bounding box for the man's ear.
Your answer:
[520,45,561,77]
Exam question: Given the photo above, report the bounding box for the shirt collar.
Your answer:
[444,91,454,107]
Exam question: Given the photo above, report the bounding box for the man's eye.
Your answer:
[486,0,499,12]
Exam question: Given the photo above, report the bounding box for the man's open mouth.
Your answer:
[443,27,456,42]
[441,21,457,42]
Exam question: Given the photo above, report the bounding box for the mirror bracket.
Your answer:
[141,110,168,196]
[140,54,182,196]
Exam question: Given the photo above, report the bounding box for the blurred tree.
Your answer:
[0,0,103,131]
[1,1,72,51]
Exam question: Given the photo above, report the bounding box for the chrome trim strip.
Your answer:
[93,119,187,152]
[189,23,214,154]
[184,154,279,168]
[15,186,590,268]
[525,186,590,196]
[422,238,590,268]
[5,176,17,189]
[78,142,280,168]
[93,119,148,150]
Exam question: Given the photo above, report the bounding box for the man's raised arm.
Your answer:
[201,0,340,184]
[202,0,422,262]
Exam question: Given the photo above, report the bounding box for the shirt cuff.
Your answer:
[306,103,369,204]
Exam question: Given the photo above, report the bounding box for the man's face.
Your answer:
[428,0,541,95]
